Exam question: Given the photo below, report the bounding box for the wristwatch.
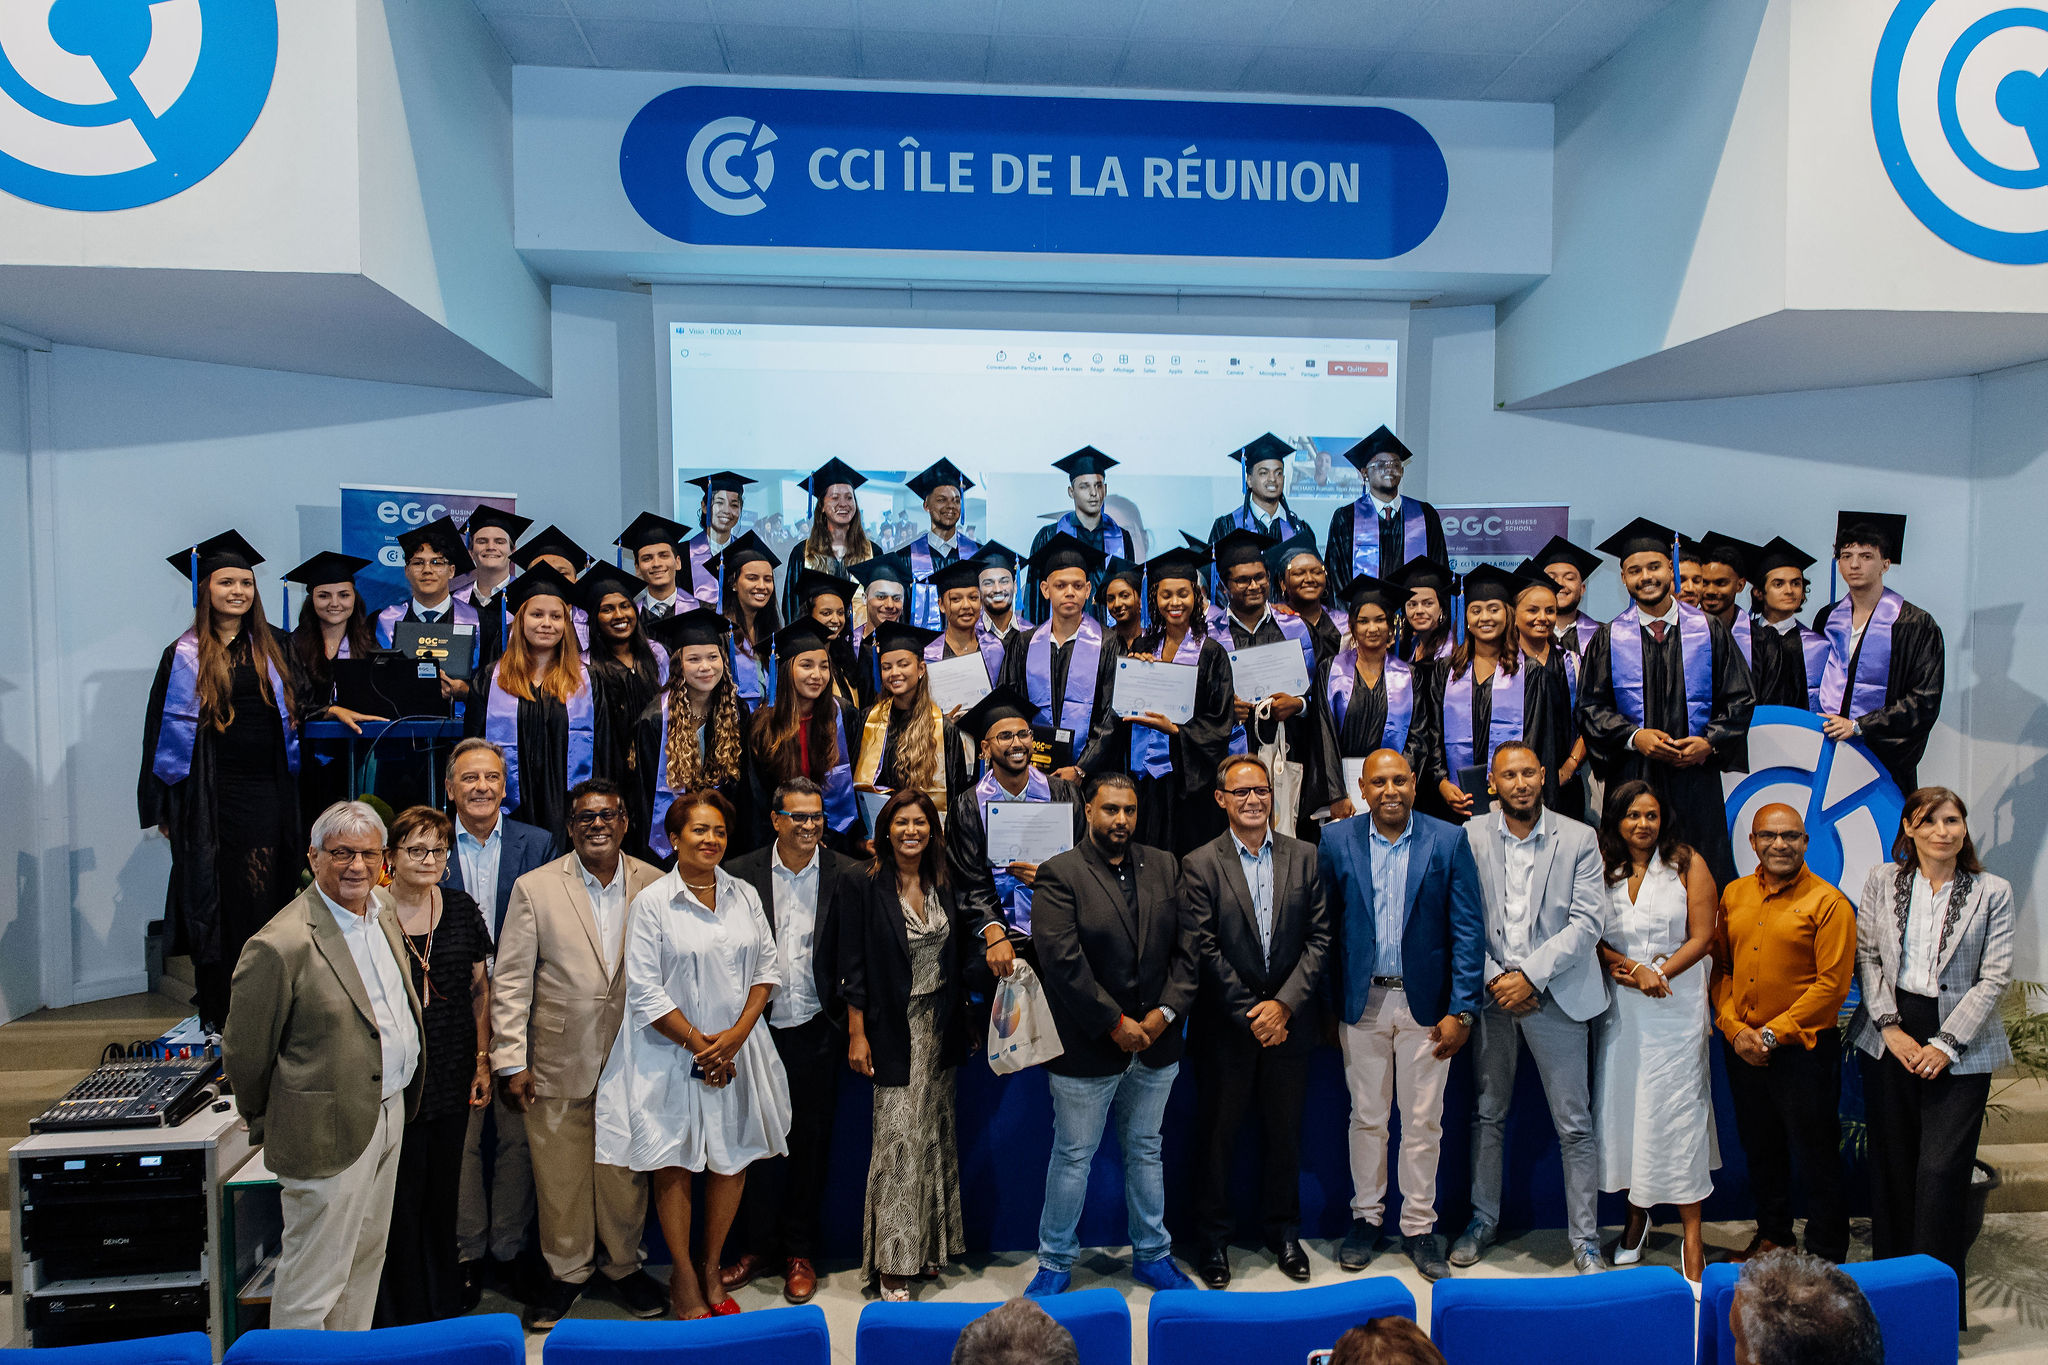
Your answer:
[1455,1010,1475,1029]
[1851,720,1864,737]
[1759,1026,1778,1053]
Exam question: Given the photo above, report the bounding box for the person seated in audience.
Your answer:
[950,1298,1080,1365]
[1329,1317,1447,1365]
[1730,1249,1884,1365]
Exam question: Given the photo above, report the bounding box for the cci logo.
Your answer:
[1723,706,1905,896]
[0,0,277,213]
[1873,0,2048,263]
[686,115,776,217]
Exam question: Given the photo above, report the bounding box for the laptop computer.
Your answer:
[332,653,450,719]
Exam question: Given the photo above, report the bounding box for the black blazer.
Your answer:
[1031,839,1197,1078]
[723,843,857,1028]
[838,868,968,1088]
[1182,829,1331,1055]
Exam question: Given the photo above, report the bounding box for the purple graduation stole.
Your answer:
[1055,512,1127,561]
[908,532,980,628]
[978,765,1051,932]
[686,533,723,608]
[1819,589,1903,719]
[1326,649,1413,753]
[1443,662,1525,776]
[485,670,594,814]
[1797,625,1830,712]
[1026,615,1102,736]
[1231,504,1298,538]
[1270,609,1316,675]
[1608,602,1713,737]
[1349,495,1432,579]
[1205,601,1230,636]
[1561,614,1602,653]
[151,631,299,785]
[376,596,479,648]
[1131,633,1201,777]
[1730,610,1754,668]
[731,635,767,703]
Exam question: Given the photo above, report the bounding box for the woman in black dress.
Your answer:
[475,565,594,843]
[140,531,300,1029]
[374,806,492,1325]
[582,564,667,861]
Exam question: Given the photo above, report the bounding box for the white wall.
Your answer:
[0,345,40,1020]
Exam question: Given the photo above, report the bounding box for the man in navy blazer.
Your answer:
[438,737,553,1298]
[1317,748,1484,1283]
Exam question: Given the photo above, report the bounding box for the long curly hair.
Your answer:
[665,669,746,792]
[877,665,941,794]
[192,582,294,730]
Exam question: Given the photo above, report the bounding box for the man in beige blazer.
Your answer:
[491,778,666,1329]
[223,801,424,1331]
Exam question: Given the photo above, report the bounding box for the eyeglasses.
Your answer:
[1752,831,1807,844]
[398,845,449,862]
[407,557,453,571]
[319,848,386,866]
[1221,785,1273,801]
[567,809,625,827]
[775,810,826,825]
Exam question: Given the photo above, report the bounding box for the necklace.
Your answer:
[399,899,437,1004]
[684,877,717,891]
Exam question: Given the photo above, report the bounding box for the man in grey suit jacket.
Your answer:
[1450,742,1610,1275]
[223,801,423,1331]
[1184,753,1331,1288]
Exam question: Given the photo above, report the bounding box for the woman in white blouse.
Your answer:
[610,788,792,1319]
[1849,786,2014,1326]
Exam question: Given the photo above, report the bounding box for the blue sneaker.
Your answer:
[1024,1267,1072,1299]
[1133,1256,1197,1292]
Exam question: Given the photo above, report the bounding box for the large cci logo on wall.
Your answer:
[1874,0,2048,263]
[621,85,1450,260]
[0,0,278,212]
[1724,706,1905,896]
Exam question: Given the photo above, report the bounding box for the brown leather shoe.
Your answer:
[783,1257,819,1303]
[1734,1234,1787,1263]
[719,1253,761,1291]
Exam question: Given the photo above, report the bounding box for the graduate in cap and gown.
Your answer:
[1696,530,1767,671]
[1025,446,1130,613]
[282,551,381,824]
[681,471,755,608]
[970,540,1032,652]
[377,517,481,704]
[1529,534,1604,656]
[1507,563,1590,817]
[1418,563,1532,824]
[1304,573,1429,825]
[1810,511,1944,794]
[922,557,1010,689]
[946,685,1088,974]
[747,619,863,853]
[781,457,876,623]
[511,524,595,653]
[645,607,761,861]
[1212,527,1321,831]
[1100,556,1147,655]
[461,505,532,679]
[1206,433,1308,599]
[997,533,1113,783]
[709,530,782,706]
[849,548,912,660]
[472,564,594,843]
[1266,529,1348,675]
[1322,426,1449,597]
[617,510,696,624]
[1577,517,1755,886]
[143,531,302,1028]
[1077,541,1235,856]
[853,621,974,819]
[903,458,981,628]
[581,563,669,862]
[794,565,869,713]
[1391,555,1455,668]
[1747,537,1829,712]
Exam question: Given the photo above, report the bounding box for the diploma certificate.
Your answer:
[1112,658,1199,724]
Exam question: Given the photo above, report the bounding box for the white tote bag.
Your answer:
[987,960,1064,1074]
[1253,696,1304,833]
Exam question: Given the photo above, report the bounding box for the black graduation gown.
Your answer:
[1023,515,1129,623]
[1520,646,1587,819]
[1295,606,1347,676]
[590,653,665,863]
[1803,598,1944,794]
[1221,611,1328,837]
[1577,613,1755,886]
[995,623,1111,765]
[1301,654,1432,813]
[1075,629,1234,856]
[946,773,1086,958]
[1322,496,1450,596]
[470,585,511,682]
[140,631,301,1026]
[857,700,975,804]
[779,546,872,625]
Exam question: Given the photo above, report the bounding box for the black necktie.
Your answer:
[422,610,443,624]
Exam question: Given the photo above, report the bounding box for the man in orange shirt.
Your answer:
[1713,804,1856,1263]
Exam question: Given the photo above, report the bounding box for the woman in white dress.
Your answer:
[610,788,791,1318]
[1591,779,1719,1287]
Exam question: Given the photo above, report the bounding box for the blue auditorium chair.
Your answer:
[1697,1254,1958,1365]
[855,1286,1131,1365]
[1149,1277,1418,1364]
[546,1308,830,1365]
[225,1314,523,1365]
[1433,1266,1695,1365]
[0,1332,211,1365]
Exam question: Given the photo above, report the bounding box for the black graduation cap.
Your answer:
[799,458,867,497]
[1341,573,1402,615]
[1596,517,1680,563]
[794,567,857,607]
[578,562,645,614]
[871,621,940,659]
[970,540,1023,573]
[512,524,590,574]
[957,684,1038,745]
[1028,532,1108,577]
[168,529,264,581]
[1698,530,1764,579]
[905,458,975,499]
[925,558,985,595]
[1051,445,1118,480]
[1145,541,1209,589]
[1459,563,1526,604]
[849,552,912,592]
[664,607,733,650]
[1339,425,1414,471]
[398,516,475,576]
[1263,529,1323,578]
[282,550,370,589]
[1675,536,1705,564]
[508,563,578,609]
[1529,534,1600,581]
[1834,510,1907,562]
[1389,555,1454,597]
[707,530,780,581]
[1102,555,1145,595]
[772,619,834,660]
[1753,536,1817,577]
[684,471,757,497]
[463,505,533,544]
[1230,433,1294,472]
[1213,526,1278,572]
[616,511,691,555]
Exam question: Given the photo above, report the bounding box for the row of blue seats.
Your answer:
[5,1256,1957,1365]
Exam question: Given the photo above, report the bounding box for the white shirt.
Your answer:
[577,856,629,970]
[320,888,419,1101]
[1368,492,1401,520]
[455,817,504,942]
[1499,817,1546,964]
[1899,873,1945,999]
[769,844,824,1028]
[927,531,959,558]
[1768,615,1800,635]
[1639,597,1679,629]
[640,587,685,615]
[410,596,454,622]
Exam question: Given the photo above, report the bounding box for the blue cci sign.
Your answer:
[620,85,1450,261]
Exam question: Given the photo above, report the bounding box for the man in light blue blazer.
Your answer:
[1449,741,1611,1275]
[1318,748,1485,1282]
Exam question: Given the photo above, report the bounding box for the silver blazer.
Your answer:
[1848,862,2014,1075]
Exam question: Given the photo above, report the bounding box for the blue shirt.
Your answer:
[1231,829,1275,959]
[1368,818,1414,978]
[455,817,503,941]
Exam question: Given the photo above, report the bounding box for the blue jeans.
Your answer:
[1037,1061,1179,1270]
